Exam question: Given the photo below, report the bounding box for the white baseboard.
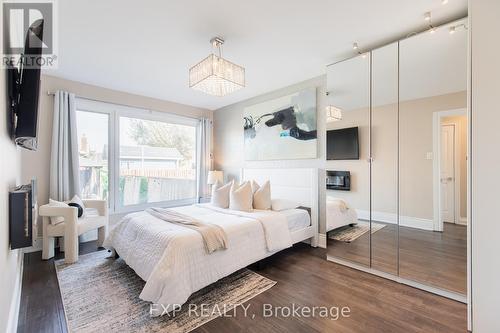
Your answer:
[457,217,468,225]
[357,210,434,231]
[318,233,327,248]
[7,252,23,333]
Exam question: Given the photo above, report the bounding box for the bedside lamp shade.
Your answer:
[207,170,223,185]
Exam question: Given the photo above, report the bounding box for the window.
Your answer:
[75,99,199,213]
[76,111,109,200]
[119,116,196,206]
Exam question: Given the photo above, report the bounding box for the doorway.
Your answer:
[441,124,456,223]
[433,108,468,231]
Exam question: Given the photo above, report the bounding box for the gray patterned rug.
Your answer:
[328,221,386,242]
[55,250,276,333]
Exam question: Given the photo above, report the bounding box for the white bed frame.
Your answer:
[241,167,319,247]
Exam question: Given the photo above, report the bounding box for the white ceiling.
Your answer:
[45,0,467,110]
[327,18,468,111]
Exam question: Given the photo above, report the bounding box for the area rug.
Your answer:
[55,250,276,333]
[328,221,386,242]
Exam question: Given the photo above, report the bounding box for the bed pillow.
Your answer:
[48,199,68,225]
[251,180,272,210]
[229,181,253,212]
[271,199,300,211]
[211,180,232,208]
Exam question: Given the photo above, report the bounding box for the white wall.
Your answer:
[21,75,212,230]
[214,76,328,233]
[470,0,500,331]
[0,4,23,332]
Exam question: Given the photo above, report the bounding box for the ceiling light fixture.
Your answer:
[424,12,432,21]
[353,42,359,50]
[325,92,342,122]
[442,0,449,4]
[189,37,245,97]
[326,105,343,122]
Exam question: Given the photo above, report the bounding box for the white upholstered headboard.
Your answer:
[241,168,319,245]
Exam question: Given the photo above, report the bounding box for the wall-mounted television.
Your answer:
[326,127,359,160]
[8,19,44,151]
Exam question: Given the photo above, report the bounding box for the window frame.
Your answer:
[76,98,199,215]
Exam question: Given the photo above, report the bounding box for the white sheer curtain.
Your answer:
[196,118,213,201]
[49,90,80,201]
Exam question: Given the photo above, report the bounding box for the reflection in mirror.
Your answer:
[371,42,399,275]
[326,53,370,267]
[399,19,468,294]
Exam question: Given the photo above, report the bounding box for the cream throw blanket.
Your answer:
[145,207,228,254]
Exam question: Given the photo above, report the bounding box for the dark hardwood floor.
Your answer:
[18,242,467,333]
[328,222,467,294]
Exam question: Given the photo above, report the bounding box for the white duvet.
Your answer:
[326,197,358,232]
[103,204,292,313]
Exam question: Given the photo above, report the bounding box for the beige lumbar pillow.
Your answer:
[229,181,253,212]
[211,180,233,208]
[251,180,272,210]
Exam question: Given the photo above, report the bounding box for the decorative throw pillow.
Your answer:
[68,203,84,218]
[69,195,86,218]
[271,199,300,211]
[211,180,233,208]
[229,181,253,212]
[251,180,272,210]
[48,199,68,225]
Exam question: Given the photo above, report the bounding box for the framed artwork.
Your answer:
[243,88,317,160]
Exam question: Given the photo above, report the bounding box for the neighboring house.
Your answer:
[119,145,183,169]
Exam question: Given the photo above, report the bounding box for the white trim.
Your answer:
[76,98,200,126]
[433,108,467,231]
[6,253,23,333]
[318,233,327,248]
[75,98,200,215]
[327,255,467,303]
[458,216,468,226]
[356,209,434,231]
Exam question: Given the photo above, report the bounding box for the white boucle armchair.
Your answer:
[39,199,108,264]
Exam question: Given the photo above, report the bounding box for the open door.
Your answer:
[440,124,456,224]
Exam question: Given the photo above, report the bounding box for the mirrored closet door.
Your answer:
[371,42,399,275]
[325,53,371,267]
[399,18,468,294]
[326,18,468,298]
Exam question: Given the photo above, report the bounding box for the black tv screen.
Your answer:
[13,19,44,151]
[326,127,359,160]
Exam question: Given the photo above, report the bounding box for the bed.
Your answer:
[104,168,318,314]
[326,196,358,232]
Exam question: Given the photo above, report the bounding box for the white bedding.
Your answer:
[326,197,358,232]
[282,208,311,232]
[103,203,294,314]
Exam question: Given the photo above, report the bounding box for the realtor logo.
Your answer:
[2,0,58,68]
